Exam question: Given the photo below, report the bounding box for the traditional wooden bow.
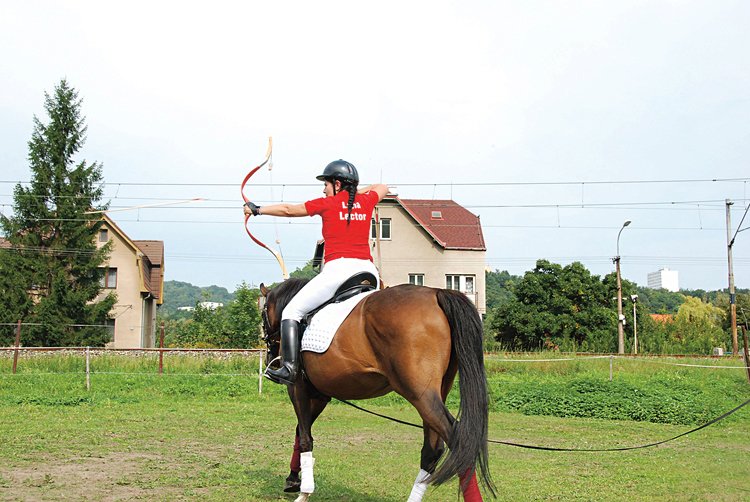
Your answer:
[241,137,289,279]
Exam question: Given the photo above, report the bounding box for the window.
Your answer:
[446,275,460,290]
[98,229,109,242]
[381,218,391,239]
[99,267,117,288]
[409,274,424,286]
[446,274,475,294]
[431,210,443,219]
[370,217,391,240]
[465,276,474,294]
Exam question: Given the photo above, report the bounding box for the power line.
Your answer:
[2,176,750,187]
[0,199,740,211]
[0,214,736,232]
[0,216,734,232]
[2,244,747,267]
[0,197,731,211]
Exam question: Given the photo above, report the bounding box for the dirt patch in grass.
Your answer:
[0,452,185,501]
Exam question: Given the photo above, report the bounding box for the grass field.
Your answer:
[0,352,748,501]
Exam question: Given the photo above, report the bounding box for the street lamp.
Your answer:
[614,220,631,354]
[630,294,638,355]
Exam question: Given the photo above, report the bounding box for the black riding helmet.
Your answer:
[316,159,359,185]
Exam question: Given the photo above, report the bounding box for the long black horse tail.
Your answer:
[432,288,495,496]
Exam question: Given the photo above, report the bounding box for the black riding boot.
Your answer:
[265,319,300,385]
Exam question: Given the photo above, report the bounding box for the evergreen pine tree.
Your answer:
[0,80,115,346]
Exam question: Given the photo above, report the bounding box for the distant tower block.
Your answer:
[647,267,679,292]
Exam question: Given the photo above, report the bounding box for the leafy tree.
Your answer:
[713,291,750,333]
[164,282,262,348]
[682,288,749,302]
[482,269,519,350]
[0,80,115,346]
[485,269,518,311]
[672,297,727,353]
[290,260,320,280]
[488,260,616,352]
[634,314,671,354]
[640,297,728,355]
[224,282,263,347]
[634,287,685,314]
[676,296,725,327]
[158,280,235,319]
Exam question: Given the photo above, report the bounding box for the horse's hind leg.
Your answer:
[459,470,483,502]
[409,401,483,502]
[407,388,455,502]
[408,366,482,501]
[407,424,446,502]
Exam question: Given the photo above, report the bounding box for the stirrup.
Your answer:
[263,356,283,382]
[264,357,297,385]
[265,365,296,385]
[264,355,282,371]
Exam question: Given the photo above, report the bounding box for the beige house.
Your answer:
[97,215,164,348]
[371,196,487,314]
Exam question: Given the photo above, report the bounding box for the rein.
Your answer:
[336,397,750,452]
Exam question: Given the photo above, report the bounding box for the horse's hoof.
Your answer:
[294,494,311,502]
[284,473,301,493]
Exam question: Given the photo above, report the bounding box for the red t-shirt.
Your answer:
[305,190,379,263]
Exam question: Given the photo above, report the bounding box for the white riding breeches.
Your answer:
[281,258,379,322]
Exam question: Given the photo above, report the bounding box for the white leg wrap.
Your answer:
[407,469,430,502]
[300,451,315,494]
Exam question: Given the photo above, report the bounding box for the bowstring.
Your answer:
[266,145,286,268]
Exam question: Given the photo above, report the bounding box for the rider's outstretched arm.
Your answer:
[358,183,389,201]
[244,202,308,218]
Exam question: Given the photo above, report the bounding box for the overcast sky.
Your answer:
[1,1,749,292]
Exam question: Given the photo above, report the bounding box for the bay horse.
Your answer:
[259,279,494,501]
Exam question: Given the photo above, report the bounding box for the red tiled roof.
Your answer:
[390,198,485,250]
[134,240,163,267]
[650,313,674,323]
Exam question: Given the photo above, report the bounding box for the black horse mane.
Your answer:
[268,278,310,323]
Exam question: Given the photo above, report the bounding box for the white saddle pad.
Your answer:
[301,290,376,354]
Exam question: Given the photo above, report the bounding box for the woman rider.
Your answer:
[244,159,389,385]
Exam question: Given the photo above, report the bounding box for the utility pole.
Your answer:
[616,257,625,354]
[631,295,638,355]
[726,199,738,356]
[615,220,631,354]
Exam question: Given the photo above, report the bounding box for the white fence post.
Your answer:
[258,350,263,395]
[85,346,91,390]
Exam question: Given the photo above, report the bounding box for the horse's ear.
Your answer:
[260,283,269,297]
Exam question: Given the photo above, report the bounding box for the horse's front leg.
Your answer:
[284,428,302,492]
[288,381,317,498]
[285,393,330,494]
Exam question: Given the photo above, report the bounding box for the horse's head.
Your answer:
[259,278,310,362]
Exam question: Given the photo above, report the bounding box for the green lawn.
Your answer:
[0,353,747,501]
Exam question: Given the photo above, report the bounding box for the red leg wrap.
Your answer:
[290,434,301,472]
[460,470,482,502]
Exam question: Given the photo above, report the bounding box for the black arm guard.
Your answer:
[244,201,261,216]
